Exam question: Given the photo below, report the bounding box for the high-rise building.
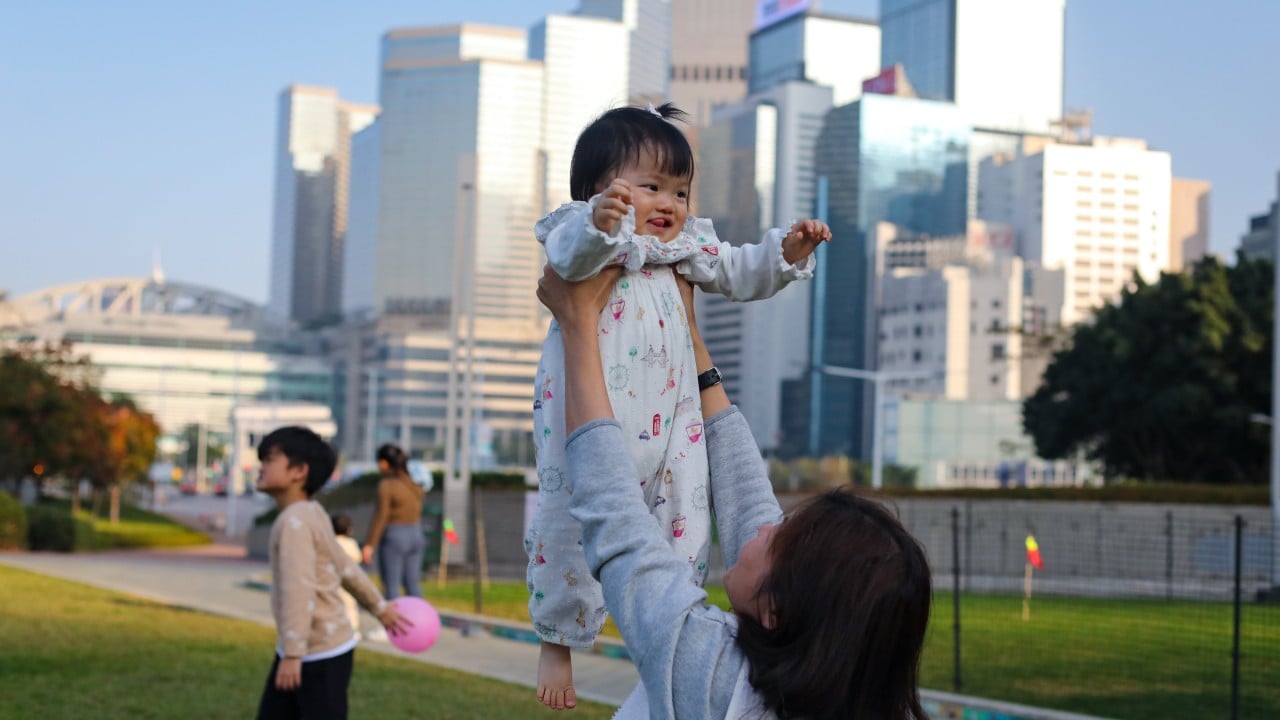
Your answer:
[748,10,881,106]
[374,24,545,323]
[695,81,835,454]
[269,86,378,324]
[577,0,672,104]
[1169,178,1211,271]
[1238,172,1277,263]
[342,121,379,315]
[979,137,1172,325]
[529,14,631,210]
[669,0,757,125]
[805,93,970,458]
[879,0,1064,134]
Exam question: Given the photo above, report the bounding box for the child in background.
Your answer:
[330,513,363,634]
[526,102,830,709]
[255,426,409,720]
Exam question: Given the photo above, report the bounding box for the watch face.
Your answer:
[699,367,722,390]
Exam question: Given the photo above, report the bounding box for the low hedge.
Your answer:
[26,506,95,552]
[0,491,26,549]
[879,482,1270,505]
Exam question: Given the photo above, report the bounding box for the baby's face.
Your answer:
[610,147,690,243]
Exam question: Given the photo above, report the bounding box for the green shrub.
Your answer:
[26,506,94,552]
[0,491,26,549]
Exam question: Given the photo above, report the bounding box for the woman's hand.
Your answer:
[536,263,622,334]
[537,264,620,433]
[673,274,699,339]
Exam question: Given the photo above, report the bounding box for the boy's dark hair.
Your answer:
[735,488,932,720]
[331,513,352,536]
[569,102,694,202]
[257,426,338,498]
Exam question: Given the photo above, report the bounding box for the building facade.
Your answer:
[979,137,1172,324]
[805,92,970,458]
[668,0,757,126]
[2,278,336,444]
[695,81,834,454]
[1169,178,1211,271]
[748,10,881,107]
[1238,172,1277,263]
[269,86,378,324]
[374,24,545,324]
[878,0,1064,135]
[529,14,631,211]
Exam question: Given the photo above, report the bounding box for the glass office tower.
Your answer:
[807,93,969,457]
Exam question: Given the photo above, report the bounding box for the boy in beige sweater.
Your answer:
[254,426,409,720]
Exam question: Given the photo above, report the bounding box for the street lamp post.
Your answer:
[816,365,939,490]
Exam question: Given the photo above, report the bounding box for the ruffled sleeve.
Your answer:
[678,225,815,301]
[536,195,645,280]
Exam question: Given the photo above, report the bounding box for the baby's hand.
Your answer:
[782,218,832,265]
[592,179,633,235]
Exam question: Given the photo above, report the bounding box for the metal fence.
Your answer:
[896,499,1279,720]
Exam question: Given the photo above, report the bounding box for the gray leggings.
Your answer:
[377,523,426,599]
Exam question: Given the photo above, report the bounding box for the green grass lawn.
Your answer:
[920,592,1280,720]
[0,566,614,720]
[418,579,1279,720]
[38,498,211,550]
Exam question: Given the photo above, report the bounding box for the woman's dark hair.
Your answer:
[376,443,409,475]
[257,426,338,498]
[735,488,932,720]
[569,102,694,202]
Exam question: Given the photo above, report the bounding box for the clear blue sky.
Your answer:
[2,1,1276,303]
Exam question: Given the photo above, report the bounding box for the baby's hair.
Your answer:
[569,102,694,202]
[331,513,352,537]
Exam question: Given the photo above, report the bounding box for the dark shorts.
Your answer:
[255,649,354,720]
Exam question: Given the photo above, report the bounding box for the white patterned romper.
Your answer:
[525,194,814,648]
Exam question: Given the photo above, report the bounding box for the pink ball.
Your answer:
[387,596,441,653]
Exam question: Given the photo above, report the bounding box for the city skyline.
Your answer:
[3,0,1278,304]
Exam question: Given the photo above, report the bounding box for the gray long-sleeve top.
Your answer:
[567,406,784,719]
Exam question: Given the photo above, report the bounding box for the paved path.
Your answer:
[0,545,638,707]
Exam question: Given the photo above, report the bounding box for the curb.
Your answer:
[240,575,633,662]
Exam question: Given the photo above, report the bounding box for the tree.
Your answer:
[78,395,161,523]
[0,343,100,487]
[1023,256,1272,484]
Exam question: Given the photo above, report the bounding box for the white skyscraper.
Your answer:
[749,10,881,106]
[979,137,1172,325]
[879,0,1064,134]
[374,24,545,323]
[269,86,377,323]
[576,0,672,104]
[529,14,631,210]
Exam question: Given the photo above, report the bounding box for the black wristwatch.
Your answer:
[697,366,722,391]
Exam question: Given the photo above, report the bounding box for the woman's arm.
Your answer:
[539,266,746,718]
[362,480,393,563]
[676,278,783,566]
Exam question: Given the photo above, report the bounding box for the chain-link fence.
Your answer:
[895,499,1278,719]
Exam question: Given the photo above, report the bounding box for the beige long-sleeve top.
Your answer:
[269,500,387,658]
[364,475,424,550]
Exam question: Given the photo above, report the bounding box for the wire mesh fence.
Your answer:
[894,499,1279,720]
